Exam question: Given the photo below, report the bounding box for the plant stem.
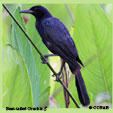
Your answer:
[2,4,80,108]
[65,4,75,25]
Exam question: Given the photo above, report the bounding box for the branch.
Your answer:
[2,4,80,108]
[62,64,70,108]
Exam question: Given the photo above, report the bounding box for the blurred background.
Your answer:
[2,4,112,108]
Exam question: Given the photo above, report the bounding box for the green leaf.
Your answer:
[11,6,40,107]
[26,16,50,107]
[2,45,33,107]
[72,4,112,105]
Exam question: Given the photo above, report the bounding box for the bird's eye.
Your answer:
[34,7,37,10]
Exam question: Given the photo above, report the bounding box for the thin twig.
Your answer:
[62,70,66,107]
[62,64,70,108]
[2,4,80,108]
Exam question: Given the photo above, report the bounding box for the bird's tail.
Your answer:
[74,71,90,106]
[68,61,90,106]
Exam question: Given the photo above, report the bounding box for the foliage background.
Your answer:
[2,4,112,108]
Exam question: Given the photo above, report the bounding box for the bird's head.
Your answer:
[20,5,52,21]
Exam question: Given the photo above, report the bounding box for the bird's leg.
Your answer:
[52,59,65,82]
[40,54,58,64]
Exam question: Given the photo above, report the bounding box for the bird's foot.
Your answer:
[52,72,62,82]
[40,56,48,64]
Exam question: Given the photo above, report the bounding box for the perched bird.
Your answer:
[20,5,90,106]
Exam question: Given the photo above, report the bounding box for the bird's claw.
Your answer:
[52,72,62,82]
[40,56,48,64]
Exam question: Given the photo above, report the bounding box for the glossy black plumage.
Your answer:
[20,5,90,106]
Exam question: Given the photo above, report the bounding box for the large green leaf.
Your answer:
[52,4,112,107]
[26,16,50,107]
[2,45,33,107]
[73,4,112,101]
[11,6,40,107]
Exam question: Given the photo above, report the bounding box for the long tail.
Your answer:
[74,71,90,106]
[68,61,90,106]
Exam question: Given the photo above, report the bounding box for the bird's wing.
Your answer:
[41,17,78,60]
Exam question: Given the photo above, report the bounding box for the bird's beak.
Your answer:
[20,9,33,14]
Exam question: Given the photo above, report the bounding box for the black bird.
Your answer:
[20,5,90,106]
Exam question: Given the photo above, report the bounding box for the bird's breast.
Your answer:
[35,21,52,48]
